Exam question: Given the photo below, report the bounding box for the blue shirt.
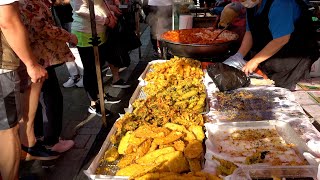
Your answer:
[246,0,301,39]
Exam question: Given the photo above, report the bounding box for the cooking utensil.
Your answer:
[212,24,229,42]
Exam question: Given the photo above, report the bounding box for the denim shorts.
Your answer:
[0,70,21,130]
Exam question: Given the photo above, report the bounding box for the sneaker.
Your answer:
[50,140,75,153]
[21,141,60,161]
[104,93,121,104]
[105,67,127,77]
[88,103,112,117]
[75,76,83,87]
[111,79,131,88]
[106,70,113,77]
[63,76,79,88]
[119,67,127,72]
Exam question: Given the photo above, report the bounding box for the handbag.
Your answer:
[117,14,142,51]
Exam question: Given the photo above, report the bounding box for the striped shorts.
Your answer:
[0,71,21,130]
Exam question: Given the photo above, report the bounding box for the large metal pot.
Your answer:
[161,39,235,58]
[160,28,238,58]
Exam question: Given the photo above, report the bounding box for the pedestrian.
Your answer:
[19,0,77,158]
[53,0,85,88]
[146,0,173,59]
[71,0,129,117]
[224,0,319,89]
[0,0,47,178]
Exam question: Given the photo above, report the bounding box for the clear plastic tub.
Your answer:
[230,166,318,180]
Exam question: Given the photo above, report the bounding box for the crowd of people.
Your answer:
[0,0,135,179]
[0,0,319,179]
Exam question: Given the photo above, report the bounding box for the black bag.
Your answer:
[105,29,131,68]
[117,14,142,51]
[207,62,250,92]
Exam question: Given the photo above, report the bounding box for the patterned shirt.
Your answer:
[19,0,75,68]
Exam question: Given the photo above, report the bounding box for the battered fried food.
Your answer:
[116,162,163,178]
[173,140,185,152]
[188,125,205,141]
[187,158,202,172]
[164,123,188,133]
[118,131,133,155]
[184,140,203,159]
[136,147,175,165]
[102,146,119,162]
[153,131,184,145]
[156,151,189,173]
[117,153,139,169]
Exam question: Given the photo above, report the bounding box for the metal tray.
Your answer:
[84,121,129,180]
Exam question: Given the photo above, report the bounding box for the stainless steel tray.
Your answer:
[84,121,129,180]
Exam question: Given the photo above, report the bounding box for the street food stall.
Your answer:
[83,1,320,179]
[84,55,320,179]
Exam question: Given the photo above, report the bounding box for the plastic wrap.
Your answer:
[204,120,319,179]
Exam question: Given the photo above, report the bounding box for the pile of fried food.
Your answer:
[161,28,238,44]
[95,57,220,179]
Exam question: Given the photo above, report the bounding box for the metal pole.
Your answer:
[88,0,107,125]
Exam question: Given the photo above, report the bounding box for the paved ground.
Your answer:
[18,23,320,180]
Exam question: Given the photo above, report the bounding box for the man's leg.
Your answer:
[0,71,21,180]
[0,125,20,180]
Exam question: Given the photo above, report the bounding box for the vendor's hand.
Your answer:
[109,5,122,16]
[69,34,78,47]
[26,63,48,83]
[242,60,259,76]
[223,52,246,70]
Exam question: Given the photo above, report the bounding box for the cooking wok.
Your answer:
[160,29,239,58]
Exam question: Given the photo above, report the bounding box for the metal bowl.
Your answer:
[160,28,239,58]
[161,39,235,58]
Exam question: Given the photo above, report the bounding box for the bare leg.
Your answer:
[0,125,20,180]
[109,64,120,83]
[19,82,43,147]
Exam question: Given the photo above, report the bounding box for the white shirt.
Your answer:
[148,0,172,6]
[0,0,19,5]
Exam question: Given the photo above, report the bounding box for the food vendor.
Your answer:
[224,0,319,90]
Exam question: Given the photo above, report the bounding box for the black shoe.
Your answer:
[21,141,60,161]
[104,93,121,104]
[111,79,130,88]
[88,103,112,117]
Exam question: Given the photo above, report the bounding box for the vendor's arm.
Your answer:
[241,0,300,76]
[242,34,290,75]
[238,31,253,58]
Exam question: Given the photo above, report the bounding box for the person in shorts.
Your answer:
[0,1,47,179]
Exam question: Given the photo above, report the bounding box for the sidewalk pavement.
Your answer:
[19,23,320,180]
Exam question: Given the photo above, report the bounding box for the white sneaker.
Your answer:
[119,67,127,72]
[75,76,83,87]
[63,77,77,88]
